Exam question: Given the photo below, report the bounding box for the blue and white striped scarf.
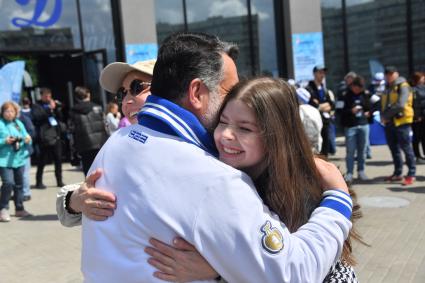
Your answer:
[137,95,218,157]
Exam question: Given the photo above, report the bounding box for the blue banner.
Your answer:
[126,43,158,64]
[292,32,325,82]
[0,61,26,106]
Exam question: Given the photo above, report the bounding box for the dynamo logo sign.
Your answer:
[11,0,62,28]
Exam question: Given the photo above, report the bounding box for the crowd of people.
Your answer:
[0,30,424,282]
[0,59,156,223]
[292,65,424,186]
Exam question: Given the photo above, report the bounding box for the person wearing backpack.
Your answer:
[69,86,108,175]
[381,66,416,185]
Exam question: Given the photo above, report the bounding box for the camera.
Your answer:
[11,137,22,152]
[396,112,404,119]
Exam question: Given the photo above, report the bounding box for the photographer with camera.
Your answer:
[341,76,372,183]
[31,87,65,188]
[0,101,32,222]
[381,66,416,186]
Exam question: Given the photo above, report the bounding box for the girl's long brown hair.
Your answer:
[218,77,365,265]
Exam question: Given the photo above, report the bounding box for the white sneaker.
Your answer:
[344,173,353,183]
[0,208,11,222]
[358,171,369,180]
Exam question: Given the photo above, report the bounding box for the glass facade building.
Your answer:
[1,0,422,104]
[154,0,278,77]
[321,0,425,91]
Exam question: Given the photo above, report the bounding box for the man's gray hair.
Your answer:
[151,32,239,103]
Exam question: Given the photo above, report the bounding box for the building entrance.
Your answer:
[0,49,107,110]
[0,49,107,164]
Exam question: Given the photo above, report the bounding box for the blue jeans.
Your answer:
[23,158,31,197]
[0,166,25,211]
[328,118,336,155]
[345,124,369,174]
[384,124,416,176]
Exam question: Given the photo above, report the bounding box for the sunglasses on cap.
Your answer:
[116,79,151,105]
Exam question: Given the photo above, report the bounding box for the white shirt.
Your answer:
[105,112,120,135]
[299,104,323,153]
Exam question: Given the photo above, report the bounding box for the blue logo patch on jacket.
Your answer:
[128,130,148,143]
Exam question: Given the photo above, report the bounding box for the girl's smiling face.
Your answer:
[214,99,265,178]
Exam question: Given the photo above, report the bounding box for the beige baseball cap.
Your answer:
[99,59,156,93]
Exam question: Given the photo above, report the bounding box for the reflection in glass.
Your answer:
[79,1,116,63]
[321,0,345,91]
[346,0,408,81]
[322,0,411,90]
[154,0,277,77]
[412,0,425,72]
[154,0,185,45]
[186,0,254,76]
[251,0,278,76]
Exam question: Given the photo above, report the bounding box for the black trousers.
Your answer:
[320,122,330,157]
[412,119,425,158]
[80,149,100,176]
[36,140,63,185]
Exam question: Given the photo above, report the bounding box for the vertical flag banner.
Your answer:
[292,32,325,82]
[0,61,26,106]
[125,43,158,65]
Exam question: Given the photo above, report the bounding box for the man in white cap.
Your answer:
[287,79,323,153]
[297,87,323,153]
[57,59,155,226]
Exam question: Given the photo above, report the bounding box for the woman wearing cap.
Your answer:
[56,60,154,226]
[101,60,155,125]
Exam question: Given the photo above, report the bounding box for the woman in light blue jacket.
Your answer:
[0,101,32,222]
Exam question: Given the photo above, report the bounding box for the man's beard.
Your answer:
[200,91,222,133]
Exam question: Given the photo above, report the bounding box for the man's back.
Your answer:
[82,124,243,283]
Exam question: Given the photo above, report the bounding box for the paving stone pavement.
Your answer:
[0,142,424,283]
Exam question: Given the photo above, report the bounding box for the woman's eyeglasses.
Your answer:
[116,79,151,105]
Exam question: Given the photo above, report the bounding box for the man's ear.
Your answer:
[187,78,207,111]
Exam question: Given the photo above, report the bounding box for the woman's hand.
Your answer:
[6,136,15,144]
[351,106,360,114]
[24,135,31,144]
[145,237,219,282]
[69,168,116,220]
[314,158,349,194]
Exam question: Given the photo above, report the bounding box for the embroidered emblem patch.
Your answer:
[260,221,284,254]
[128,130,148,143]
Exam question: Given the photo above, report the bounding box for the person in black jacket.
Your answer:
[69,86,108,175]
[341,76,371,183]
[410,72,425,163]
[306,65,334,157]
[19,98,35,200]
[31,87,65,188]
